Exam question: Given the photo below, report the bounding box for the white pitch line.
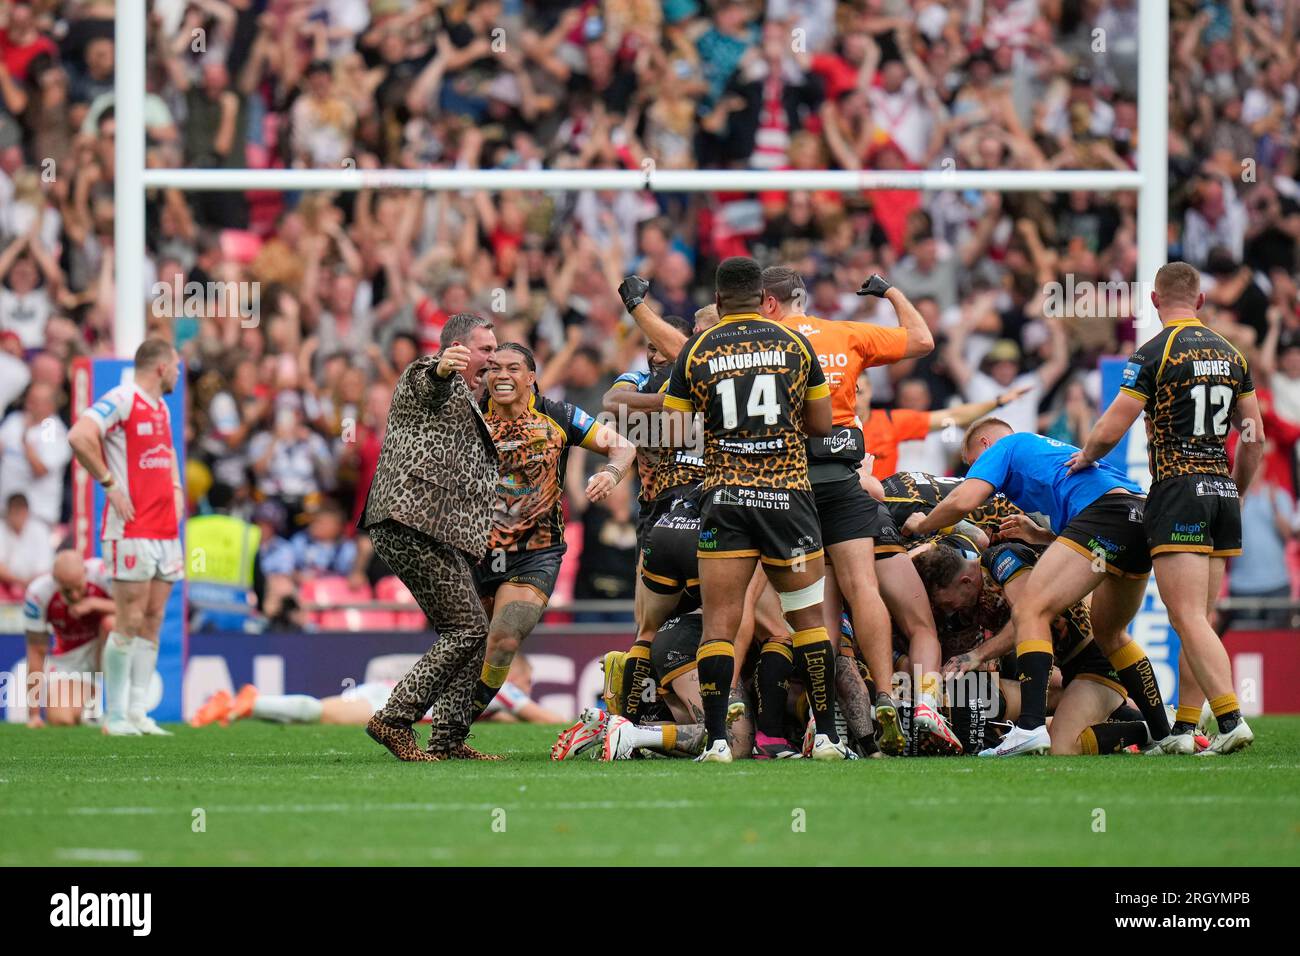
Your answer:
[55,848,143,862]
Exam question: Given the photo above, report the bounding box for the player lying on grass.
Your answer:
[191,655,564,727]
[23,551,115,728]
[914,542,1160,755]
[900,421,1181,757]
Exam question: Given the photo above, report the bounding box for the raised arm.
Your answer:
[618,275,689,360]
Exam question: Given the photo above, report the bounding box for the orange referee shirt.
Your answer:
[863,408,931,478]
[781,315,908,425]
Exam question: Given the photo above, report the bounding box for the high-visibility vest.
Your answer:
[186,514,261,588]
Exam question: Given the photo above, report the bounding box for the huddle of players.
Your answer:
[548,258,1261,761]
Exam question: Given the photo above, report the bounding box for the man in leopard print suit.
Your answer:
[360,313,501,761]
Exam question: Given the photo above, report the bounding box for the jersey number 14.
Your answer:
[1189,383,1233,437]
[716,374,781,428]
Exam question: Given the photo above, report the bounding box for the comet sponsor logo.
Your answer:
[137,444,173,469]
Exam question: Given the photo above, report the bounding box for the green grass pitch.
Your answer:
[3,719,1298,866]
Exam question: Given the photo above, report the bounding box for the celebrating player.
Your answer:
[67,338,184,736]
[1068,262,1265,755]
[451,343,635,744]
[758,266,967,755]
[23,551,115,727]
[901,423,1177,757]
[662,256,849,762]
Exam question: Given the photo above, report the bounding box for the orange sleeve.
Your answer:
[850,324,909,368]
[892,409,931,442]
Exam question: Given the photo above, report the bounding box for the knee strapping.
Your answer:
[778,577,825,612]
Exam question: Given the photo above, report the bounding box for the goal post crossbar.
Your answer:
[138,167,1146,193]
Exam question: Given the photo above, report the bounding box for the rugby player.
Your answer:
[915,542,1157,755]
[603,311,707,725]
[1068,261,1264,755]
[68,338,185,736]
[662,256,849,761]
[448,343,635,750]
[23,551,114,727]
[192,655,564,727]
[901,423,1178,756]
[757,266,967,756]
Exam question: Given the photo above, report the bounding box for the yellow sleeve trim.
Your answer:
[1118,386,1148,401]
[662,394,694,412]
[806,382,830,401]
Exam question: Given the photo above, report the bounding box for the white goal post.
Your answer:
[114,0,1169,355]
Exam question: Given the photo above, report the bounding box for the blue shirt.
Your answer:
[964,433,1141,533]
[1230,487,1294,594]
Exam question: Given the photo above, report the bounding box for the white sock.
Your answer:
[128,637,160,722]
[252,695,324,724]
[103,631,133,722]
[625,724,664,749]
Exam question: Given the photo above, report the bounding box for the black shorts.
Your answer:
[1145,474,1243,558]
[1057,492,1152,578]
[698,485,823,567]
[472,545,565,602]
[813,474,891,549]
[1059,640,1125,698]
[651,613,703,688]
[873,506,906,557]
[641,492,701,606]
[636,484,697,551]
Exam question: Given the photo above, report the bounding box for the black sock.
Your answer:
[696,640,735,744]
[793,627,837,741]
[755,641,794,739]
[1171,720,1198,736]
[621,641,654,721]
[1107,643,1172,739]
[470,658,511,721]
[1015,641,1054,730]
[1109,703,1144,723]
[1080,721,1150,754]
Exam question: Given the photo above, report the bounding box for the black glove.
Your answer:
[857,274,892,297]
[618,275,650,312]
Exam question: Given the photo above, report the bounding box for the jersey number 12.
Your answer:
[1190,383,1233,437]
[716,374,780,428]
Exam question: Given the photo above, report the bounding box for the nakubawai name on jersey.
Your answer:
[663,313,829,492]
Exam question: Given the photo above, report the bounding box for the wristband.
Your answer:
[100,473,115,489]
[601,463,625,483]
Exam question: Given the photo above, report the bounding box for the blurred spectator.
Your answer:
[0,492,52,598]
[0,381,68,528]
[1220,480,1297,630]
[0,0,1296,615]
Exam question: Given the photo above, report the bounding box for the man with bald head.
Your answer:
[23,550,116,728]
[0,382,71,529]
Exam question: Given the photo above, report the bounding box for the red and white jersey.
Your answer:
[83,383,179,540]
[22,558,113,655]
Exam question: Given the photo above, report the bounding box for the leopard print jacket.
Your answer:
[361,355,500,559]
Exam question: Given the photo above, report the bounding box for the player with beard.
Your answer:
[68,339,185,737]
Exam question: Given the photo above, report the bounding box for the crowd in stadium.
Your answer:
[1,0,1298,630]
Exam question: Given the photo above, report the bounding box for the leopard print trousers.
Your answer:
[369,519,488,749]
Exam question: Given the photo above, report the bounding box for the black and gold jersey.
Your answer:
[881,471,1024,538]
[1120,318,1255,483]
[663,312,829,491]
